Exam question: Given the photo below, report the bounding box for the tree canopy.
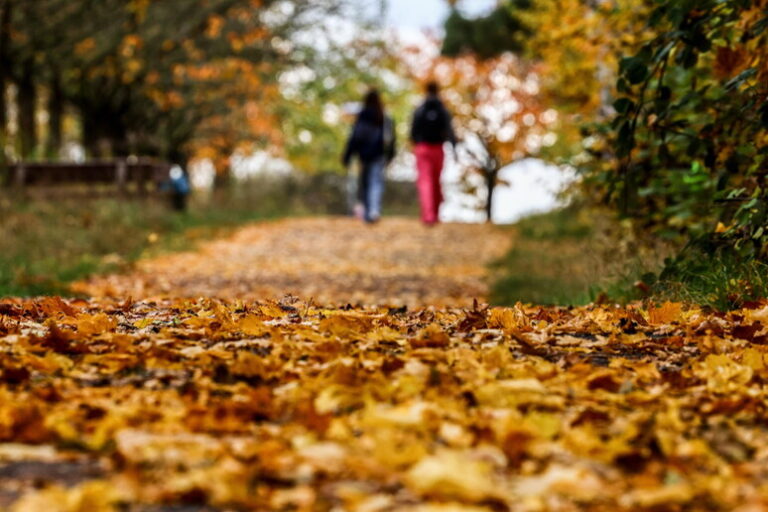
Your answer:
[0,0,347,173]
[442,1,532,60]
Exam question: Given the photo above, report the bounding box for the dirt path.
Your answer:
[74,217,511,307]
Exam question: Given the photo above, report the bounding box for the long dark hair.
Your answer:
[362,89,384,125]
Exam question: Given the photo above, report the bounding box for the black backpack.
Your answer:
[416,101,450,144]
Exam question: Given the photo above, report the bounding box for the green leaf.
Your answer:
[624,59,649,84]
[675,47,699,68]
[613,98,635,115]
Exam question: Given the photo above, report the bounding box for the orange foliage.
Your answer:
[68,2,284,172]
[402,39,557,218]
[3,289,768,510]
[403,40,555,171]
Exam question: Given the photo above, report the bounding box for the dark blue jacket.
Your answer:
[343,108,396,166]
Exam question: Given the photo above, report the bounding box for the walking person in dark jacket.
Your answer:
[410,81,456,225]
[342,89,396,224]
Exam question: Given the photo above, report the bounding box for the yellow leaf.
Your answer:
[10,481,119,512]
[647,302,683,325]
[405,451,504,503]
[76,313,117,337]
[238,315,266,336]
[697,354,753,393]
[410,324,450,348]
[742,348,765,371]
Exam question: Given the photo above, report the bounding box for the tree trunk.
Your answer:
[0,0,10,168]
[485,167,498,223]
[212,164,231,205]
[81,108,100,158]
[17,60,37,159]
[213,169,230,189]
[46,69,63,159]
[81,107,116,158]
[110,121,130,158]
[0,68,5,170]
[212,153,232,189]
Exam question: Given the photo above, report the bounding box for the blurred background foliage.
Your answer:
[0,0,421,297]
[278,36,414,175]
[0,0,375,174]
[0,0,767,308]
[446,0,768,308]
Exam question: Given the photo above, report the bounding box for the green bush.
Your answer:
[588,1,768,264]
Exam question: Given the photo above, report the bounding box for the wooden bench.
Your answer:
[3,160,172,196]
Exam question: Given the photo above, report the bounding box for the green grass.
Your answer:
[490,206,672,306]
[491,206,768,310]
[652,251,768,311]
[0,197,278,297]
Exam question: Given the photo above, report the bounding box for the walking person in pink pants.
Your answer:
[410,81,456,225]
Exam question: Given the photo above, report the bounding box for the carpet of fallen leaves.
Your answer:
[73,218,509,307]
[3,295,768,511]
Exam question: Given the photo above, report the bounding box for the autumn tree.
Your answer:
[1,0,114,159]
[450,0,768,297]
[442,1,531,59]
[518,0,649,162]
[404,42,555,222]
[61,0,301,166]
[0,0,348,182]
[279,31,414,174]
[444,0,648,159]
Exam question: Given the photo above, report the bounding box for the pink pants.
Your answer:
[414,143,445,224]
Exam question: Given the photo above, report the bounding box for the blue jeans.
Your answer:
[359,158,386,222]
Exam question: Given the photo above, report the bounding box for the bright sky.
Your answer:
[383,0,497,31]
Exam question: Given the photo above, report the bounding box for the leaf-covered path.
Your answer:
[74,217,510,307]
[4,218,768,512]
